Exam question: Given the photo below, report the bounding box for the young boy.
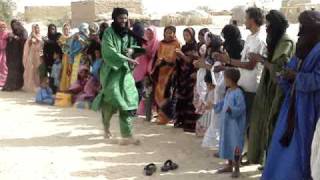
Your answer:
[215,68,246,178]
[35,77,55,105]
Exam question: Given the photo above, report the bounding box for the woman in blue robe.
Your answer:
[262,10,320,180]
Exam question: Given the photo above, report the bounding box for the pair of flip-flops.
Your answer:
[144,160,179,176]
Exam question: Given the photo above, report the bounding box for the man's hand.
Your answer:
[127,58,139,66]
[282,69,297,80]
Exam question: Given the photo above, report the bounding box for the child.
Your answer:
[35,77,54,105]
[215,68,246,178]
[196,70,216,137]
[68,65,90,104]
[51,51,62,93]
[91,49,102,80]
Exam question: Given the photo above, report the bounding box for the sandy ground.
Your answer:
[0,91,260,180]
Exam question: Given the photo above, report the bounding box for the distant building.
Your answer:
[281,0,320,23]
[24,6,70,23]
[71,0,144,27]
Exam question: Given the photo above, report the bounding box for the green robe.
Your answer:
[92,27,138,111]
[248,34,295,164]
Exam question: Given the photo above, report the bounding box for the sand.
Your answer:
[0,91,260,180]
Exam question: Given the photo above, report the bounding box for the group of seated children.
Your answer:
[35,49,102,109]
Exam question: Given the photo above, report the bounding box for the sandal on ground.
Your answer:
[144,163,157,176]
[161,160,179,172]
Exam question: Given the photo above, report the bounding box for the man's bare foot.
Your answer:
[104,130,112,139]
[217,166,233,174]
[119,137,141,146]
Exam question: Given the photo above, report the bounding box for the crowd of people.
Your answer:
[1,6,320,179]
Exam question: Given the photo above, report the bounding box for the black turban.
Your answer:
[298,10,320,35]
[112,8,128,20]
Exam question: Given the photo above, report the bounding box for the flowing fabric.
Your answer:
[262,42,320,180]
[202,66,225,148]
[196,89,215,137]
[59,34,72,91]
[248,35,295,164]
[92,27,138,111]
[22,27,42,92]
[152,39,180,124]
[176,36,200,132]
[311,120,320,180]
[3,28,27,91]
[0,28,9,87]
[69,35,87,85]
[215,88,246,160]
[133,26,159,82]
[69,66,89,103]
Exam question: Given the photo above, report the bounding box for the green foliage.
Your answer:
[0,0,16,23]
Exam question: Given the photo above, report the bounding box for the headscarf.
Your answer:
[112,8,128,20]
[99,22,109,40]
[144,26,159,59]
[0,21,7,29]
[205,32,223,52]
[296,10,320,59]
[89,22,99,35]
[221,24,244,59]
[111,8,129,37]
[31,24,41,37]
[132,21,145,46]
[265,10,289,60]
[0,21,8,36]
[181,27,197,53]
[47,24,60,41]
[10,19,27,37]
[79,23,89,37]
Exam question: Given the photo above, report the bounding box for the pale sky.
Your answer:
[14,0,282,15]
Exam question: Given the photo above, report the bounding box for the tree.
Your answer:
[0,0,16,23]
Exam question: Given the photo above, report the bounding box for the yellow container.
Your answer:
[54,92,72,107]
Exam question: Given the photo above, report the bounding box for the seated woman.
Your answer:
[68,66,90,104]
[69,64,100,109]
[35,77,54,105]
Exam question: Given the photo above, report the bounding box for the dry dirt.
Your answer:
[0,91,260,180]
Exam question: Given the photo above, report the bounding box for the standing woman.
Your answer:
[58,23,72,91]
[23,24,43,92]
[134,26,159,115]
[0,21,9,88]
[152,26,180,125]
[43,24,62,92]
[69,23,89,85]
[221,24,244,62]
[3,20,28,91]
[175,27,201,132]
